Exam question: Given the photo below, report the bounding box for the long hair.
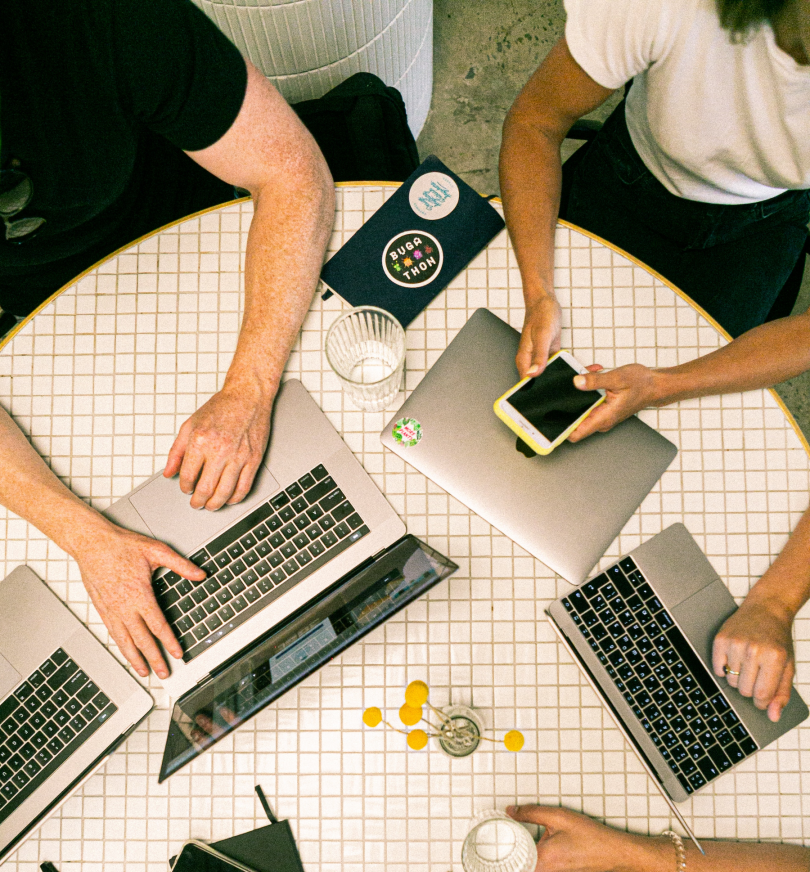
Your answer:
[716,0,790,37]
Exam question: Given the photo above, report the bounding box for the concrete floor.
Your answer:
[417,0,810,441]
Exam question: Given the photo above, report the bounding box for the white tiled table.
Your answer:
[1,185,809,872]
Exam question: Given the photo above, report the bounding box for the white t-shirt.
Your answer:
[565,0,810,204]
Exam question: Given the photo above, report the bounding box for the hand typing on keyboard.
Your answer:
[73,522,205,680]
[163,380,275,512]
[712,593,796,723]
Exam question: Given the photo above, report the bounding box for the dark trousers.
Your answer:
[564,104,810,337]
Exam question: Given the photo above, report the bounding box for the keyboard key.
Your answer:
[296,550,313,567]
[697,755,719,782]
[298,472,316,490]
[279,506,295,522]
[321,530,338,548]
[320,490,345,514]
[281,542,297,559]
[206,615,222,632]
[245,587,261,603]
[292,497,308,514]
[244,569,259,586]
[228,579,246,595]
[47,661,78,691]
[193,625,209,641]
[256,560,271,577]
[311,464,328,481]
[232,595,248,613]
[214,552,232,569]
[282,559,299,576]
[286,482,303,499]
[243,550,259,567]
[230,559,247,576]
[306,505,324,521]
[220,605,235,621]
[227,542,245,559]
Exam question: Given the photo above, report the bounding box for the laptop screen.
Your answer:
[159,536,457,781]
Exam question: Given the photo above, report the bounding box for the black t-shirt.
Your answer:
[0,0,248,314]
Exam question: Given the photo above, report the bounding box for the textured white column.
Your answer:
[192,0,433,137]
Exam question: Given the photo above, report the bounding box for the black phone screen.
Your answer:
[507,356,602,442]
[173,844,253,872]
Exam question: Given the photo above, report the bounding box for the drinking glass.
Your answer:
[325,306,406,412]
[461,809,537,872]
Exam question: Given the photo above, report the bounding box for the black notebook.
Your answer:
[169,823,304,872]
[320,155,505,326]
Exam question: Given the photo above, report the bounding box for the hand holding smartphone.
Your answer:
[171,841,259,872]
[494,350,605,455]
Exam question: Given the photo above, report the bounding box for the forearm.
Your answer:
[499,111,563,306]
[649,309,810,406]
[0,406,110,558]
[625,834,810,872]
[224,164,334,398]
[744,503,810,618]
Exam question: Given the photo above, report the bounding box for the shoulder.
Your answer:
[564,0,702,86]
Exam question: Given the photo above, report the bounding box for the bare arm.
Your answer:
[508,805,810,872]
[165,60,334,510]
[499,37,613,378]
[0,405,204,678]
[567,309,810,718]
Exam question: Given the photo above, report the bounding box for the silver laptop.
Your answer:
[0,566,152,863]
[380,308,677,583]
[547,523,808,847]
[107,378,406,701]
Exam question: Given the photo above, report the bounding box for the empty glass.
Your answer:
[325,306,406,412]
[461,810,537,872]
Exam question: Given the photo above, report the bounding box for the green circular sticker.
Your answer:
[392,417,422,447]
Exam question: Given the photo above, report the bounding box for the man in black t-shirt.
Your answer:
[0,0,334,679]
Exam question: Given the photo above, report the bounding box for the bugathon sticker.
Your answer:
[409,172,459,220]
[383,231,443,288]
[392,417,422,447]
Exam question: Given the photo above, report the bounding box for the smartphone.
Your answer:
[493,350,606,455]
[171,841,258,872]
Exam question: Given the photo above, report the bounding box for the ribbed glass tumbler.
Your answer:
[325,306,406,412]
[461,810,537,872]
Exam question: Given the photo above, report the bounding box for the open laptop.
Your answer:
[106,379,458,776]
[0,566,153,863]
[547,523,808,846]
[380,308,678,584]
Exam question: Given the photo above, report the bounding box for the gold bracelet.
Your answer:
[662,830,686,872]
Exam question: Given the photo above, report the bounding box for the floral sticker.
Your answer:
[409,172,460,220]
[392,417,423,447]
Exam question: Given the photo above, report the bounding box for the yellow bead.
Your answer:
[404,680,429,707]
[504,730,524,752]
[407,729,428,750]
[399,703,422,726]
[363,707,382,728]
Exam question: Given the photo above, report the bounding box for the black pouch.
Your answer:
[292,72,420,183]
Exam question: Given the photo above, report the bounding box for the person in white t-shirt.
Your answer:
[499,0,810,722]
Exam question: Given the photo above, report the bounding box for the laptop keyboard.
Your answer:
[0,649,117,824]
[562,557,758,796]
[156,464,370,661]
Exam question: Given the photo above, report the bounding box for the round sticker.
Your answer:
[409,172,460,220]
[392,417,422,447]
[383,231,443,288]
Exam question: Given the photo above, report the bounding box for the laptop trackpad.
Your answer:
[130,462,280,557]
[0,652,21,699]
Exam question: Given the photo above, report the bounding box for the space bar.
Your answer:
[184,526,369,662]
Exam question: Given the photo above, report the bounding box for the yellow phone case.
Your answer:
[493,351,605,455]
